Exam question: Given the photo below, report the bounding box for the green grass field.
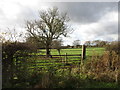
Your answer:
[27,47,105,70]
[37,47,105,56]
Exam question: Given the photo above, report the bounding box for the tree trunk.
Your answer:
[46,43,50,57]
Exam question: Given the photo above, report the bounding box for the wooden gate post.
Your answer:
[65,53,67,63]
[81,45,86,60]
[79,45,86,73]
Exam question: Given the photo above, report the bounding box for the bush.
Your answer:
[2,41,37,88]
[84,51,120,83]
[106,41,120,55]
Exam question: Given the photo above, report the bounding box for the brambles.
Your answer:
[84,51,120,83]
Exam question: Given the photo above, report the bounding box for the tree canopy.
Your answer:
[26,7,71,57]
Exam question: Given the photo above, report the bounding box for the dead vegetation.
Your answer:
[84,51,120,83]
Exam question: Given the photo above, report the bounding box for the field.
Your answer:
[37,47,105,56]
[25,47,105,70]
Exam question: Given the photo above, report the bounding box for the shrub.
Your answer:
[84,51,120,83]
[2,41,37,88]
[106,41,120,55]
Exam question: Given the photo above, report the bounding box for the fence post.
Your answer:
[78,45,86,73]
[81,45,86,63]
[65,53,67,63]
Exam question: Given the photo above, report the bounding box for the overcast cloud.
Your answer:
[50,2,117,24]
[0,0,118,45]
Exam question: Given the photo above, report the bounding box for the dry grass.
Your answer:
[84,51,120,83]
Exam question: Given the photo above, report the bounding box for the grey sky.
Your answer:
[50,2,117,23]
[0,0,118,45]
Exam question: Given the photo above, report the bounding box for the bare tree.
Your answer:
[0,28,22,43]
[92,40,109,47]
[99,41,109,47]
[26,7,71,57]
[2,28,37,87]
[51,39,63,55]
[25,36,45,49]
[92,40,101,47]
[84,41,91,47]
[51,39,63,49]
[73,40,80,47]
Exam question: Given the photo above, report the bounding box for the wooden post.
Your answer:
[82,45,86,60]
[78,45,86,74]
[65,53,67,63]
[115,67,118,84]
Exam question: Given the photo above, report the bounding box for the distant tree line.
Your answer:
[84,40,110,47]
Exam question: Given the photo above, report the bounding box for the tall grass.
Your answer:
[32,50,120,88]
[84,51,120,84]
